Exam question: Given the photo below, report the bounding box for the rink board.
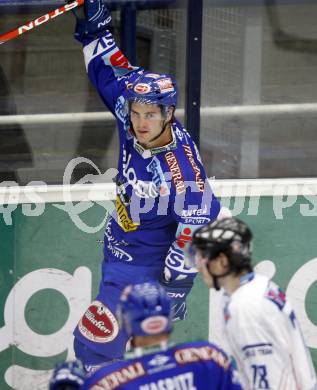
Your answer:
[0,185,317,389]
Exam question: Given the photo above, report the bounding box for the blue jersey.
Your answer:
[73,31,221,365]
[81,340,242,390]
[82,31,220,285]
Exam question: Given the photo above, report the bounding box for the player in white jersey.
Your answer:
[187,217,317,390]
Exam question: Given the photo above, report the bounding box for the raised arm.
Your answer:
[72,0,141,113]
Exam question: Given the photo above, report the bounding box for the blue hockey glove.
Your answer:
[49,360,86,390]
[159,243,198,321]
[160,278,194,322]
[74,0,112,42]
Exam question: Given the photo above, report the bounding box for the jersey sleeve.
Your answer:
[81,360,128,389]
[159,142,221,320]
[162,144,221,284]
[219,361,244,390]
[81,31,141,114]
[193,341,243,390]
[280,300,317,389]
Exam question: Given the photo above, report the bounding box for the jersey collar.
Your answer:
[239,272,255,286]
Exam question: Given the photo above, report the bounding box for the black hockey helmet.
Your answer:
[191,217,253,273]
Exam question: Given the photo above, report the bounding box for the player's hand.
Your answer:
[49,360,86,390]
[160,260,197,321]
[74,0,112,42]
[160,242,198,321]
[159,278,194,321]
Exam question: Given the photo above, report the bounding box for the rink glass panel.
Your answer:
[2,2,317,183]
[200,2,317,179]
[0,2,188,185]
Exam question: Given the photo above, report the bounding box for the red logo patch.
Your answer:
[176,227,192,249]
[134,83,151,94]
[78,301,119,343]
[110,49,131,70]
[157,78,174,93]
[141,316,168,335]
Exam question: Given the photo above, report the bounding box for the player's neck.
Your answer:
[143,124,173,149]
[134,334,169,348]
[125,337,170,359]
[222,270,251,295]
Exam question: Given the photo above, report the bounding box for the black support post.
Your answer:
[185,0,203,147]
[120,4,137,65]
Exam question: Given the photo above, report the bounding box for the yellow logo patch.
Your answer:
[115,196,139,232]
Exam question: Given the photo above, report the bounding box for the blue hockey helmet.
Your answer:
[126,71,178,108]
[117,282,173,338]
[49,360,85,390]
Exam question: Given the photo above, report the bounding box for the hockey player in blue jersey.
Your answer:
[49,281,242,390]
[71,0,228,369]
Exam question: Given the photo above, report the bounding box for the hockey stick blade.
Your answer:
[0,0,84,45]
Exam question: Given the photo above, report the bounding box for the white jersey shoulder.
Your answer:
[225,273,317,390]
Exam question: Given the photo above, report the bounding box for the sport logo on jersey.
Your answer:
[176,225,192,249]
[265,283,286,310]
[146,157,170,197]
[148,355,170,366]
[165,243,197,275]
[110,49,132,70]
[78,301,119,343]
[181,206,210,225]
[86,32,115,59]
[164,152,185,194]
[122,148,158,198]
[115,196,139,232]
[104,221,132,261]
[175,346,230,369]
[100,45,136,77]
[183,145,205,192]
[115,96,126,124]
[95,362,146,389]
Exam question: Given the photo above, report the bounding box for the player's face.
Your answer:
[199,260,215,289]
[194,252,215,289]
[130,102,172,148]
[195,251,227,289]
